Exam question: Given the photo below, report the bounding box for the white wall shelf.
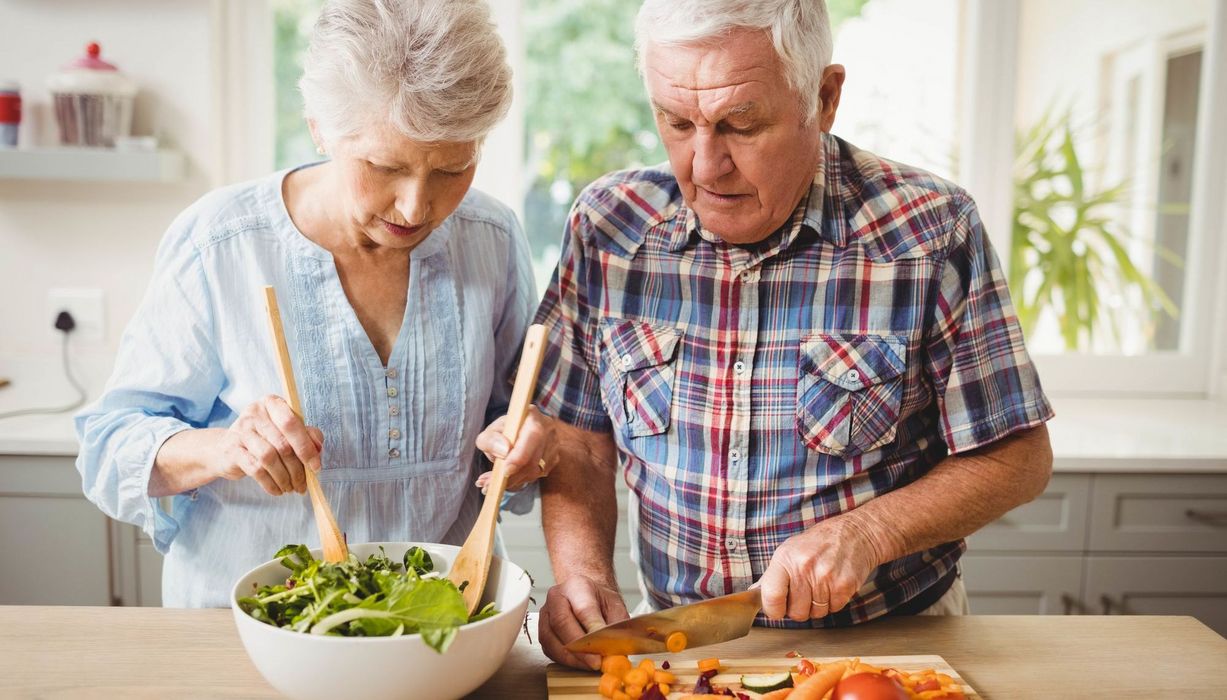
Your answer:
[0,147,186,183]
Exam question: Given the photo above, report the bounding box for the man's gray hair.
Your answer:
[300,0,512,144]
[634,0,833,122]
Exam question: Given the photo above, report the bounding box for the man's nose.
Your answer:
[690,131,735,186]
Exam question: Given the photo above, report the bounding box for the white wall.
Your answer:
[0,0,218,398]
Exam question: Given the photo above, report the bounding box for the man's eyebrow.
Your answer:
[650,101,759,122]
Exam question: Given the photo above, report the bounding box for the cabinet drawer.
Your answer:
[1088,474,1227,552]
[1085,556,1227,637]
[961,554,1083,615]
[967,474,1091,552]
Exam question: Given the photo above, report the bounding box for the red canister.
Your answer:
[0,80,20,148]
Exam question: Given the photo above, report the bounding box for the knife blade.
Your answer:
[565,588,762,656]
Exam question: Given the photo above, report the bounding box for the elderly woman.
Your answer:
[75,0,543,607]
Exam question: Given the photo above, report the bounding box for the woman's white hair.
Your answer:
[300,0,512,144]
[634,0,833,123]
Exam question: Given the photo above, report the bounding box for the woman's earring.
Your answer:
[316,145,325,156]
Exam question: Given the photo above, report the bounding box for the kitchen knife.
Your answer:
[565,588,762,656]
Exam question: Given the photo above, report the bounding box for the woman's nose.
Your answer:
[395,179,430,225]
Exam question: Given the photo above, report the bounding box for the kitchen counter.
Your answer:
[1,608,1224,698]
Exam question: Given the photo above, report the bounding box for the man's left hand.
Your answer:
[757,514,884,622]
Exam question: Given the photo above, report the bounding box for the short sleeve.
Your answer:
[532,201,612,432]
[924,197,1054,453]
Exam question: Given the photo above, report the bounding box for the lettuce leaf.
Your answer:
[237,545,495,654]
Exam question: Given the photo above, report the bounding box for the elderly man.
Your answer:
[479,0,1054,669]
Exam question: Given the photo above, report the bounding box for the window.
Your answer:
[1012,0,1211,357]
[1002,0,1222,395]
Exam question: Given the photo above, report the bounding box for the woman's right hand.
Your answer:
[214,395,324,496]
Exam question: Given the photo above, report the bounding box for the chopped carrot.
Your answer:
[624,668,649,688]
[762,689,794,700]
[602,655,632,676]
[612,692,630,700]
[787,661,846,700]
[638,658,655,676]
[598,672,621,698]
[665,630,688,653]
[624,685,643,700]
[658,683,671,695]
[653,670,677,685]
[697,657,722,673]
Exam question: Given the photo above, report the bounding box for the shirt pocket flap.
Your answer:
[601,319,681,372]
[801,333,906,391]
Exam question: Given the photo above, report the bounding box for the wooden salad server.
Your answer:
[449,323,548,614]
[263,285,349,563]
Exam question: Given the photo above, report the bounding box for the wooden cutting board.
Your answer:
[547,655,981,699]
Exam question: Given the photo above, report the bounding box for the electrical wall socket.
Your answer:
[48,288,106,342]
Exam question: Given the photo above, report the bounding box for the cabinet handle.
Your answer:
[1185,509,1227,525]
[1060,594,1088,615]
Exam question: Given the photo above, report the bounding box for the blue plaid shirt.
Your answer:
[534,133,1053,626]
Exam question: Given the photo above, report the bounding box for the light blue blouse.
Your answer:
[75,166,537,607]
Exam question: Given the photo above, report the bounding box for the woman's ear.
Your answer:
[307,119,325,155]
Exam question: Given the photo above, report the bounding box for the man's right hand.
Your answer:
[539,575,629,670]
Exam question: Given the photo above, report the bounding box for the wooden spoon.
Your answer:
[263,285,349,564]
[449,323,548,614]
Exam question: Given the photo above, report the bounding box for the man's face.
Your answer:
[643,30,840,245]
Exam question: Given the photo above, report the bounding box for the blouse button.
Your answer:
[388,448,401,458]
[389,405,399,416]
[389,429,401,440]
[620,354,633,369]
[386,368,398,379]
[387,387,398,398]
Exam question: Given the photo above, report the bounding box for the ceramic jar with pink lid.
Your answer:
[47,42,137,147]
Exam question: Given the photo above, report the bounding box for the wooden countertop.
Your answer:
[1,608,1225,698]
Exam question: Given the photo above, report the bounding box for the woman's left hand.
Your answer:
[474,406,556,492]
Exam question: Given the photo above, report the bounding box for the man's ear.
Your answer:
[817,64,846,132]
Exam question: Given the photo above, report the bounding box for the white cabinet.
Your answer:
[967,472,1227,636]
[0,454,162,607]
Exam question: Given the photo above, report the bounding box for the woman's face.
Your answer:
[324,120,478,251]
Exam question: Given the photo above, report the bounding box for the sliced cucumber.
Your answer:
[740,671,794,693]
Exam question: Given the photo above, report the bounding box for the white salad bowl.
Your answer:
[231,541,533,700]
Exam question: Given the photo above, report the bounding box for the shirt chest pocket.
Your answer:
[600,319,681,438]
[797,333,907,458]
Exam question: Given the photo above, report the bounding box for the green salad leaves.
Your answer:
[238,544,497,653]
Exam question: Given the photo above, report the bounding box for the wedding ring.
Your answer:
[811,599,829,609]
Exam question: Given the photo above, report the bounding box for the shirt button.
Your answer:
[726,538,739,551]
[389,405,399,416]
[389,429,401,439]
[845,369,861,383]
[386,368,398,379]
[388,448,400,458]
[387,387,398,398]
[729,449,742,462]
[733,360,746,375]
[620,354,634,369]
